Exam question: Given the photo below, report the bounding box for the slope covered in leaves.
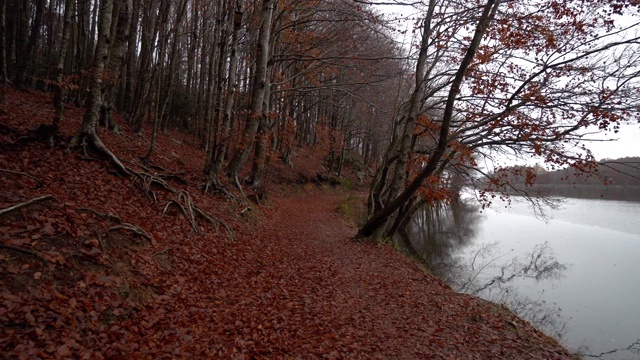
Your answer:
[1,89,573,358]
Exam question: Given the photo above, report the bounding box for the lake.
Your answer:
[399,196,640,359]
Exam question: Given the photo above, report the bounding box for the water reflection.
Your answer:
[397,200,481,280]
[396,199,571,340]
[398,197,640,359]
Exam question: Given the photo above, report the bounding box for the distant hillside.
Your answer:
[496,157,640,201]
[536,157,640,186]
[538,157,640,201]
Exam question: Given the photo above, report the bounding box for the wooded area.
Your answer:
[1,0,639,240]
[2,1,640,357]
[0,0,402,189]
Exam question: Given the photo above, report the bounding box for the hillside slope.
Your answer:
[1,89,573,358]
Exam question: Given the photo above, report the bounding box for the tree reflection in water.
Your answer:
[396,199,570,340]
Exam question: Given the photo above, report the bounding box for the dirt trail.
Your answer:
[185,190,574,359]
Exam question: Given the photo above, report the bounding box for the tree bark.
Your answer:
[52,0,75,126]
[0,0,7,104]
[70,0,127,175]
[226,0,275,180]
[207,0,243,189]
[15,0,45,89]
[249,79,271,195]
[100,0,132,132]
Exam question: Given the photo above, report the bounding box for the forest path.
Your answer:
[0,88,572,359]
[193,189,574,359]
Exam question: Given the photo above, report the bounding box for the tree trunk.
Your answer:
[12,0,29,87]
[100,0,132,132]
[226,0,275,180]
[131,0,159,132]
[249,79,271,195]
[0,0,7,104]
[122,0,140,115]
[52,0,75,127]
[207,0,243,189]
[143,0,171,161]
[70,0,127,175]
[159,0,187,133]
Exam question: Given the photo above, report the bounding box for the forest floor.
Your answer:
[1,88,575,359]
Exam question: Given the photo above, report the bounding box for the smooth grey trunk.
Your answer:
[100,0,132,131]
[249,79,271,193]
[226,0,275,180]
[208,0,243,188]
[52,0,75,126]
[70,0,127,175]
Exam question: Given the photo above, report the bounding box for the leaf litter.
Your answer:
[0,88,573,358]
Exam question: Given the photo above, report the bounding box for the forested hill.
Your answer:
[504,158,640,201]
[536,157,640,187]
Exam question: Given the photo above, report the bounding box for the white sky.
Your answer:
[584,123,640,160]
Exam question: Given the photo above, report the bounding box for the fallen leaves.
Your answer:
[0,88,574,359]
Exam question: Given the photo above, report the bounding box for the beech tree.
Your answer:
[357,0,640,238]
[69,0,128,174]
[225,0,276,182]
[0,0,7,104]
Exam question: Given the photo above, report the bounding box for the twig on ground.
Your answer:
[152,247,172,257]
[0,195,53,217]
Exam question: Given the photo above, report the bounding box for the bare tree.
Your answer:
[226,0,277,181]
[357,0,640,239]
[69,0,128,175]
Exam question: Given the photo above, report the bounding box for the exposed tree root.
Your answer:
[68,139,234,240]
[127,167,234,239]
[79,208,123,224]
[0,169,44,188]
[0,244,49,267]
[92,228,106,253]
[69,130,130,176]
[0,195,54,217]
[233,176,249,199]
[78,208,153,246]
[108,223,154,245]
[204,176,243,205]
[193,205,236,242]
[163,191,199,233]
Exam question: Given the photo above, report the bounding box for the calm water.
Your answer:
[401,197,640,359]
